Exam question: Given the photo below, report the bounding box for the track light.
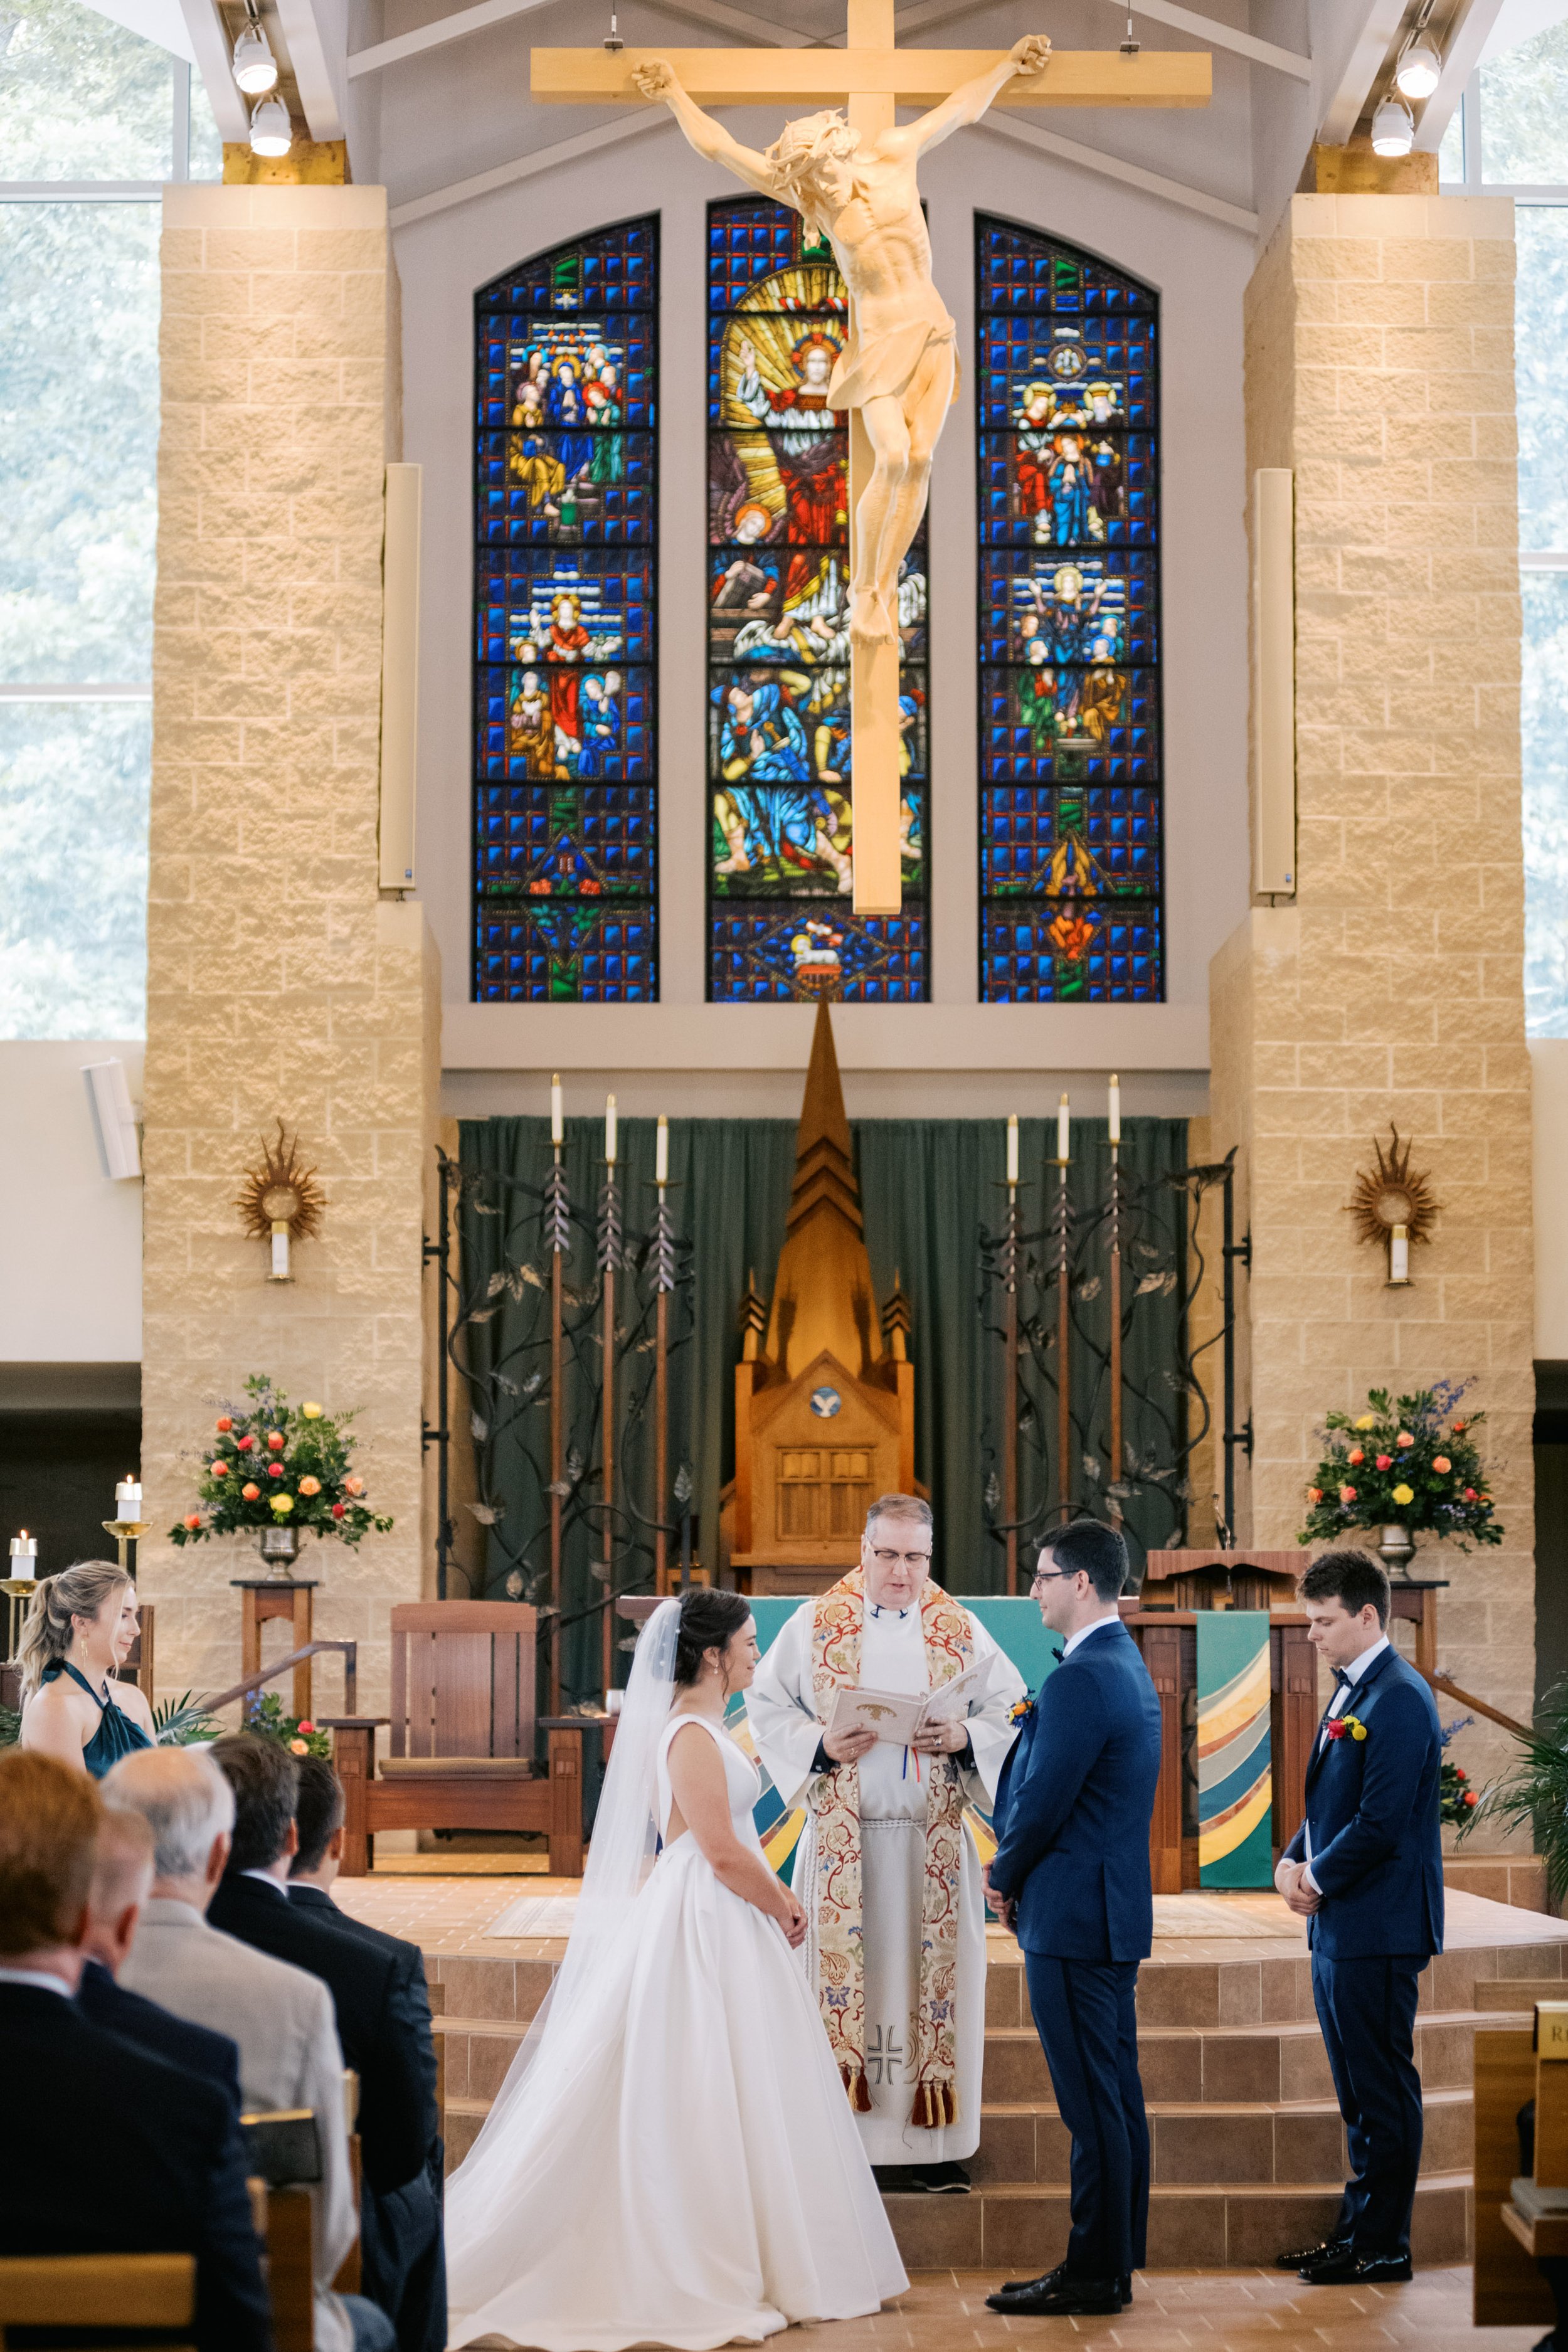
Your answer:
[1370,94,1415,154]
[231,0,277,93]
[1394,30,1442,97]
[248,92,292,154]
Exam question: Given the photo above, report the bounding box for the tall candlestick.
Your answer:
[9,1532,37,1582]
[1005,1113,1019,1187]
[655,1114,669,1187]
[115,1478,142,1523]
[1108,1073,1121,1145]
[551,1072,564,1148]
[1057,1093,1071,1163]
[605,1093,617,1167]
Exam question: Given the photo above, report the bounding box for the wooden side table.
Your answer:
[231,1580,319,1720]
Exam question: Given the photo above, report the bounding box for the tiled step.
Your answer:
[882,2172,1473,2270]
[974,2086,1472,2185]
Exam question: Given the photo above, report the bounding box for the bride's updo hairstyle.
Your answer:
[672,1588,751,1686]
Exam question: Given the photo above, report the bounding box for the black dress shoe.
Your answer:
[910,2159,970,2193]
[1298,2249,1412,2286]
[1276,2236,1351,2271]
[986,2272,1121,2317]
[995,2265,1131,2309]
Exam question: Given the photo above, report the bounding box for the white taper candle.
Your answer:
[605,1094,618,1167]
[1006,1114,1019,1186]
[1108,1073,1121,1145]
[551,1073,564,1147]
[655,1115,669,1186]
[1057,1093,1071,1163]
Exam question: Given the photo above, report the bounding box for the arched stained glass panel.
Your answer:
[706,198,929,1002]
[472,216,658,1002]
[976,218,1162,1002]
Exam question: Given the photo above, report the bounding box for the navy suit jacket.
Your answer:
[1282,1641,1444,1961]
[77,1956,243,2112]
[209,1872,439,2196]
[0,1981,271,2352]
[988,1618,1163,1962]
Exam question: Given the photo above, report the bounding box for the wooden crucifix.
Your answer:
[534,11,1209,916]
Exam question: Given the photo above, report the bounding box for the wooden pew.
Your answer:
[1474,2026,1558,2328]
[0,2253,194,2349]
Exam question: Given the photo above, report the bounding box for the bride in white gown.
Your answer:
[445,1588,908,2351]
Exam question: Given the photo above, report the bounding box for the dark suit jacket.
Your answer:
[209,1873,438,2196]
[77,1957,243,2114]
[1283,1641,1444,1960]
[0,1981,271,2352]
[988,1618,1163,1962]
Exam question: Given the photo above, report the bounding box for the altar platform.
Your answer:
[332,1877,1568,2273]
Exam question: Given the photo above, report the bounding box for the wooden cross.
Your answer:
[534,11,1209,918]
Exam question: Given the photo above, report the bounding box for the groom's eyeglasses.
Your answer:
[1030,1567,1074,1591]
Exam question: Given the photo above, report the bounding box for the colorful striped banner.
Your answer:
[1195,1611,1273,1888]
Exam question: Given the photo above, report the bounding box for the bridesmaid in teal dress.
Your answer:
[18,1560,154,1777]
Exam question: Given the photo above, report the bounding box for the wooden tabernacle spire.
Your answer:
[763,999,881,1382]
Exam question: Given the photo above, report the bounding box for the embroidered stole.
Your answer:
[808,1567,972,2128]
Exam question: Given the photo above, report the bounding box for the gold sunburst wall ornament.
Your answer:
[237,1123,327,1284]
[1347,1125,1440,1288]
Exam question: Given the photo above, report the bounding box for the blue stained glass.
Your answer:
[977,220,1162,1002]
[706,197,929,1002]
[474,220,658,1000]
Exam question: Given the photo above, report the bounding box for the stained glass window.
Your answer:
[472,218,659,1002]
[706,198,928,1003]
[975,218,1162,1002]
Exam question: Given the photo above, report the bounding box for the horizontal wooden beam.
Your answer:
[531,45,1212,106]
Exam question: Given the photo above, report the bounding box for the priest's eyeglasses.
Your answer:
[869,1545,933,1569]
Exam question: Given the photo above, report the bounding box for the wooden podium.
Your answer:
[724,1000,919,1597]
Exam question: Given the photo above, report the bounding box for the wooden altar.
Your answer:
[724,1001,919,1596]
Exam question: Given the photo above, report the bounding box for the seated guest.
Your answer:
[78,1801,243,2111]
[103,1747,392,2352]
[209,1739,446,2352]
[17,1560,154,1776]
[0,1749,270,2352]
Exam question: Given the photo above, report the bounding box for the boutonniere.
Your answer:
[1009,1696,1036,1726]
[1326,1713,1367,1743]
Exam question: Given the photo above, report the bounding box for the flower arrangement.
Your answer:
[1298,1381,1502,1550]
[1439,1715,1478,1827]
[169,1375,393,1550]
[245,1690,331,1759]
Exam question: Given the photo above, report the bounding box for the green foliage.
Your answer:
[0,1704,18,1750]
[1297,1383,1502,1550]
[1458,1680,1568,1911]
[169,1375,393,1552]
[243,1690,331,1759]
[153,1692,219,1746]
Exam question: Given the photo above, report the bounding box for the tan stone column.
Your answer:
[1212,194,1535,1781]
[140,184,438,1715]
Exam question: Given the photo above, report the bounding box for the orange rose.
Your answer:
[299,1476,321,1496]
[1347,1448,1364,1466]
[211,1459,229,1477]
[242,1483,260,1500]
[1307,1486,1323,1503]
[345,1475,364,1496]
[1433,1455,1451,1473]
[183,1513,201,1530]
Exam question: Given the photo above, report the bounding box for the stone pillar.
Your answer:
[140,184,438,1714]
[1212,195,1535,1796]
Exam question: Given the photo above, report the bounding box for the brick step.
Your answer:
[882,2171,1473,2272]
[975,2087,1471,2186]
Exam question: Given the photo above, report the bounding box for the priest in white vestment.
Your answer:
[746,1494,1025,2189]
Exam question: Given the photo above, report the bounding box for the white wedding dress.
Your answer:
[445,1611,907,2352]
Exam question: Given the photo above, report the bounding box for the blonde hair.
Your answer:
[16,1561,132,1703]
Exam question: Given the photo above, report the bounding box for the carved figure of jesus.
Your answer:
[634,36,1051,648]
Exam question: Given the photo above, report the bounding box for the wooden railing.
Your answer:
[199,1641,358,1719]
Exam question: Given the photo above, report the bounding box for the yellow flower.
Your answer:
[302,1402,323,1419]
[270,1493,295,1515]
[1355,1414,1376,1431]
[1391,1481,1414,1506]
[1349,1720,1367,1741]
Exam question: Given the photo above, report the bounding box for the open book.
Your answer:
[822,1654,995,1747]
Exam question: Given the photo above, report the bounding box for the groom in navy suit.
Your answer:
[1275,1547,1443,2286]
[982,1519,1162,2318]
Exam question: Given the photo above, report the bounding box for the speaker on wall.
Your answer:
[379,462,422,893]
[1250,467,1296,898]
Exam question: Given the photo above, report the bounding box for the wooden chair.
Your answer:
[0,2252,194,2349]
[329,1603,585,1876]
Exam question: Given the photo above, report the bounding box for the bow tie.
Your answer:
[1050,1645,1065,1664]
[1332,1667,1353,1689]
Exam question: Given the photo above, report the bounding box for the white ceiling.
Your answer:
[73,0,197,61]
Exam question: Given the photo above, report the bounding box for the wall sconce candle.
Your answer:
[1388,1224,1411,1286]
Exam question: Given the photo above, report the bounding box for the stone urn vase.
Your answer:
[1377,1523,1416,1579]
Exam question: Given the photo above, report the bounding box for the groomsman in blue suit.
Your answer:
[982,1519,1163,2318]
[1275,1548,1443,2287]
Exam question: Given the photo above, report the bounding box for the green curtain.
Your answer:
[458,1114,1192,1704]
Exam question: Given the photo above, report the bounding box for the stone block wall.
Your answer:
[1213,195,1535,1820]
[139,184,437,1714]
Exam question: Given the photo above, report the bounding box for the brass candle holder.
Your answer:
[102,1519,151,1577]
